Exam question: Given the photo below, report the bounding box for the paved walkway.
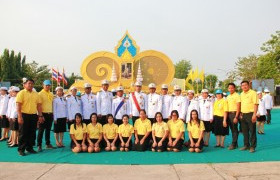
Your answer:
[0,162,279,180]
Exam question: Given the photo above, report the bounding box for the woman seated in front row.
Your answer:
[187,110,205,153]
[167,110,185,152]
[133,109,152,151]
[103,114,119,151]
[118,114,134,152]
[70,113,88,153]
[87,113,103,153]
[151,112,169,152]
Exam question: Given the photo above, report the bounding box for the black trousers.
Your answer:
[266,109,271,124]
[37,113,53,146]
[18,113,38,152]
[241,112,257,148]
[114,119,122,126]
[132,116,139,125]
[98,115,107,126]
[228,112,239,147]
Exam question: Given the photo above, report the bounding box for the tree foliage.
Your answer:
[174,59,192,79]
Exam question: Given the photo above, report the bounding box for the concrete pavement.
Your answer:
[0,162,280,180]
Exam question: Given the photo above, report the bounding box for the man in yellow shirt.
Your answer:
[37,80,54,151]
[227,83,241,150]
[240,80,258,153]
[16,78,44,156]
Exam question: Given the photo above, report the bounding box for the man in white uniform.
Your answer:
[81,83,97,125]
[96,80,113,125]
[161,84,172,122]
[263,89,273,124]
[67,86,82,129]
[112,86,130,126]
[186,90,199,122]
[129,81,148,125]
[169,85,187,121]
[147,83,162,123]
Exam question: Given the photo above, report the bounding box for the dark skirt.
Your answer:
[54,118,67,133]
[152,136,168,151]
[9,118,18,131]
[202,120,212,132]
[133,135,151,151]
[70,139,83,149]
[168,138,184,150]
[257,115,266,122]
[120,137,132,150]
[188,138,204,150]
[213,116,229,136]
[1,115,9,128]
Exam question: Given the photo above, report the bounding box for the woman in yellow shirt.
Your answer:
[70,113,87,153]
[118,114,134,151]
[213,89,229,148]
[103,114,119,151]
[187,110,205,153]
[152,112,169,152]
[87,113,103,153]
[167,110,185,152]
[133,109,152,151]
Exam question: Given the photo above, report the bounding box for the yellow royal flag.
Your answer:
[193,68,199,80]
[199,69,205,82]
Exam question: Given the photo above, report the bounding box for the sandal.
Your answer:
[214,145,220,148]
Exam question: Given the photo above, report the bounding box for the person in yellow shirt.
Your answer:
[133,109,152,151]
[16,78,44,156]
[240,80,258,153]
[103,114,119,151]
[37,80,55,152]
[70,113,87,153]
[187,110,205,153]
[213,89,228,148]
[118,114,134,151]
[227,83,241,150]
[87,113,102,153]
[167,110,185,152]
[152,112,169,152]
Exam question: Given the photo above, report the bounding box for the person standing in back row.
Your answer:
[81,83,97,125]
[147,83,162,123]
[263,89,273,124]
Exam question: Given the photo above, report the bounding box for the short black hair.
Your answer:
[241,80,249,85]
[23,78,34,84]
[227,83,236,88]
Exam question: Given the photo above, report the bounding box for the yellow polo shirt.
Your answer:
[240,89,259,113]
[118,124,134,138]
[187,121,205,139]
[134,118,152,135]
[70,123,87,140]
[39,89,53,113]
[87,123,102,139]
[167,119,185,139]
[103,123,118,139]
[227,92,241,112]
[16,89,41,114]
[214,98,228,117]
[152,122,169,138]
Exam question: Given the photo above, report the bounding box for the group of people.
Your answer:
[0,78,274,156]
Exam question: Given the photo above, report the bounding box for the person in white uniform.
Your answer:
[263,89,273,124]
[186,90,199,123]
[199,89,213,147]
[169,85,187,121]
[129,81,148,125]
[81,83,97,125]
[147,83,162,123]
[112,86,130,126]
[0,87,9,141]
[67,86,82,129]
[96,80,113,126]
[161,84,172,122]
[256,91,267,134]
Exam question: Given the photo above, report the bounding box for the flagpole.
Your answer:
[51,67,54,92]
[62,67,65,89]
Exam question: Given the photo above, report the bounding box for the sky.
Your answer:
[0,0,279,80]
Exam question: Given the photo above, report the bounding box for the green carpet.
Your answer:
[0,109,280,165]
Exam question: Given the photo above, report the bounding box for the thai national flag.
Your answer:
[58,71,63,83]
[52,68,58,81]
[62,68,68,85]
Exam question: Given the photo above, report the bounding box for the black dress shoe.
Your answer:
[26,149,37,154]
[9,144,18,148]
[18,151,26,156]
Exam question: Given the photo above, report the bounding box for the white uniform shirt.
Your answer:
[147,93,162,119]
[112,96,130,119]
[199,98,213,121]
[170,95,187,120]
[53,96,68,121]
[81,93,97,119]
[67,95,82,120]
[0,94,9,116]
[161,94,172,119]
[263,94,273,110]
[257,98,267,116]
[129,91,148,117]
[6,97,17,119]
[186,98,200,122]
[96,90,113,116]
